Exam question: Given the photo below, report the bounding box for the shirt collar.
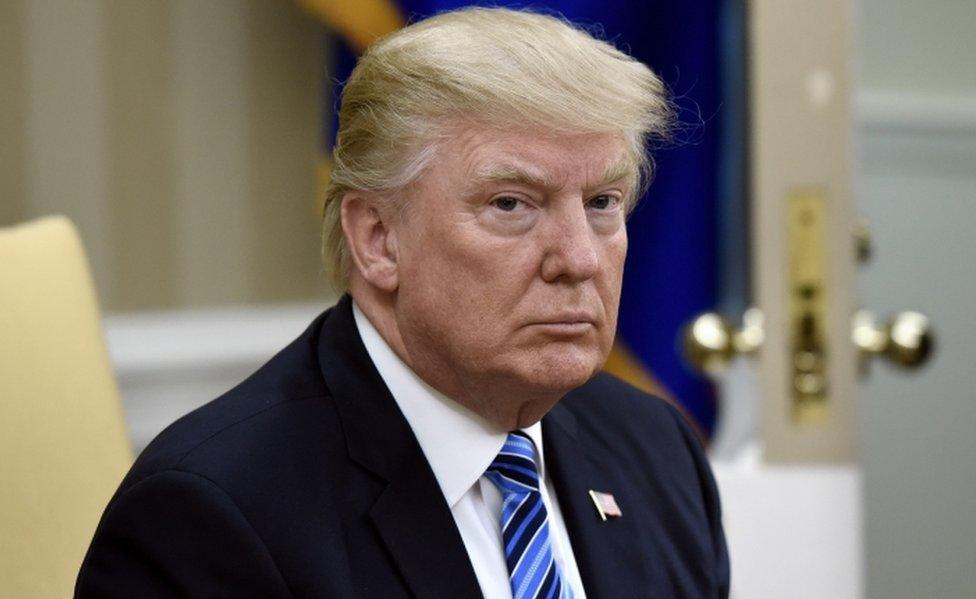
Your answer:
[352,301,546,506]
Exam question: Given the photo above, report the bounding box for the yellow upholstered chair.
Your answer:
[0,216,132,598]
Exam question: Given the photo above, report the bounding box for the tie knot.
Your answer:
[485,431,541,495]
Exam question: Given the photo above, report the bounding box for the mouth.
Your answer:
[525,315,598,336]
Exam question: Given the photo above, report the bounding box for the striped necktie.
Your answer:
[485,431,572,599]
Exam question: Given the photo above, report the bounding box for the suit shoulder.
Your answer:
[121,315,335,489]
[132,388,331,480]
[563,371,696,440]
[557,371,712,483]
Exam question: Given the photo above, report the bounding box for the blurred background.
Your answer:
[1,1,974,597]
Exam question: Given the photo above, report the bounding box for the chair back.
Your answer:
[0,216,131,598]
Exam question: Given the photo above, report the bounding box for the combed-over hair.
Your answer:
[322,7,673,290]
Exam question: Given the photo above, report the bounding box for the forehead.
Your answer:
[440,124,633,189]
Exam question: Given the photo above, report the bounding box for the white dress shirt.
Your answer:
[352,302,587,599]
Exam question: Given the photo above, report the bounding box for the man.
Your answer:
[77,7,729,598]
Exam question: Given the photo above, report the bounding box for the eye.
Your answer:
[587,194,619,210]
[491,196,523,212]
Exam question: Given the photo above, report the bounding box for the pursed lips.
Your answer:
[524,312,599,334]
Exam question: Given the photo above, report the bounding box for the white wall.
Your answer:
[858,0,976,95]
[1,0,327,311]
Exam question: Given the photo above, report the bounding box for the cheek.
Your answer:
[601,230,628,287]
[612,226,628,265]
[401,231,516,336]
[421,223,537,295]
[599,232,628,327]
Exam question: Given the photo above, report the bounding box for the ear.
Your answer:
[341,193,400,292]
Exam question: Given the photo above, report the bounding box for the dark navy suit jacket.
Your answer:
[76,295,730,598]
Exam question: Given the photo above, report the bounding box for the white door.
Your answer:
[856,2,976,594]
[708,1,974,597]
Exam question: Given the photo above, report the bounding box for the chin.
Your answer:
[519,349,602,394]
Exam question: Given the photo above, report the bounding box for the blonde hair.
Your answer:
[322,7,673,291]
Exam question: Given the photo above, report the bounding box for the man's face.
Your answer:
[391,124,631,426]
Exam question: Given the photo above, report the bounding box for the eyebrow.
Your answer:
[470,163,556,190]
[469,158,635,194]
[597,158,637,190]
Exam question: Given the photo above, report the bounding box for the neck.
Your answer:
[348,279,408,361]
[347,278,563,430]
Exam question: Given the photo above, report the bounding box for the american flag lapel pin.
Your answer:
[588,490,622,521]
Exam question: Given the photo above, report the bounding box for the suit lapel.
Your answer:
[318,296,482,599]
[368,452,484,599]
[543,402,653,599]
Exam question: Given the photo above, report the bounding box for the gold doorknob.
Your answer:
[852,309,934,369]
[683,307,764,375]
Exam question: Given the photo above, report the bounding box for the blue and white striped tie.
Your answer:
[485,431,572,599]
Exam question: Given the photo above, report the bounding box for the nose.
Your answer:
[540,202,600,283]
